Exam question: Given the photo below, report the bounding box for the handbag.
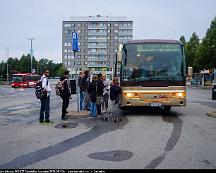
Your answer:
[96,84,103,105]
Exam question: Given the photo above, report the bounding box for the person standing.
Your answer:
[96,73,104,115]
[88,76,98,117]
[78,71,85,110]
[80,70,91,111]
[60,70,71,120]
[40,69,53,124]
[102,74,110,113]
[110,78,121,106]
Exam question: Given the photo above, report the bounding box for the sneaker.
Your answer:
[39,120,44,124]
[44,119,54,124]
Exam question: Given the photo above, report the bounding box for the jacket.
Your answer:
[80,76,90,92]
[110,84,121,101]
[60,76,71,99]
[88,80,104,103]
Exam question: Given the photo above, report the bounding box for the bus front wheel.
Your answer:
[164,106,171,112]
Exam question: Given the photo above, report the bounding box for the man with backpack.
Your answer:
[59,70,71,120]
[39,69,53,124]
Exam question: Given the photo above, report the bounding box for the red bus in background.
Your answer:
[11,73,41,88]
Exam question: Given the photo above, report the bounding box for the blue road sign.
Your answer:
[72,32,79,52]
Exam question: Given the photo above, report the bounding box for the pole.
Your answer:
[37,62,39,74]
[6,48,9,83]
[28,38,35,74]
[114,52,117,77]
[74,51,80,111]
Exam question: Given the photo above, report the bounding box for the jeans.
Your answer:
[80,91,84,110]
[91,102,97,117]
[40,96,50,121]
[82,91,91,110]
[102,94,109,111]
[62,98,69,119]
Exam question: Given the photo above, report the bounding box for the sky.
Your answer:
[0,0,215,63]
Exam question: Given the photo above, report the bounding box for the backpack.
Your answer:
[55,79,67,96]
[35,77,48,99]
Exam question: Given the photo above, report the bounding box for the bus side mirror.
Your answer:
[188,67,193,77]
[117,43,123,63]
[117,52,122,63]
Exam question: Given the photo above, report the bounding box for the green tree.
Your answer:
[185,32,200,72]
[198,16,216,70]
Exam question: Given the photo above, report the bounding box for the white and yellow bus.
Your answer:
[116,39,186,112]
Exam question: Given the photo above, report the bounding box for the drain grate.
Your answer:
[88,150,133,162]
[55,122,78,129]
[100,116,122,123]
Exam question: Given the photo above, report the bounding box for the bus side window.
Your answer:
[23,77,26,82]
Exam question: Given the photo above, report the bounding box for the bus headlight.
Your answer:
[124,92,139,98]
[172,92,186,97]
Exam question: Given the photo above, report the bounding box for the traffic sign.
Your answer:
[72,32,79,52]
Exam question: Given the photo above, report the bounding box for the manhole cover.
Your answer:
[55,122,78,129]
[88,150,133,162]
[207,111,216,118]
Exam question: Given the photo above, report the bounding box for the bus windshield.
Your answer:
[12,75,23,82]
[122,43,185,82]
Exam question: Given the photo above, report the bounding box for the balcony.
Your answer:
[88,45,107,49]
[88,38,107,42]
[119,26,133,29]
[88,57,107,61]
[88,64,107,68]
[88,51,107,55]
[88,32,107,36]
[88,25,107,29]
[119,32,133,36]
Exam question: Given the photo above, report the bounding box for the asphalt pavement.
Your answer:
[0,82,216,169]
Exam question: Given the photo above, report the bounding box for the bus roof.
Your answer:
[124,39,182,45]
[13,73,39,76]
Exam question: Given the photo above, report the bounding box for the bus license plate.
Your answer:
[150,103,161,107]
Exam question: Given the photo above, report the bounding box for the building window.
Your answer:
[114,23,119,27]
[78,30,81,33]
[107,23,111,27]
[78,42,81,46]
[64,24,71,27]
[84,61,88,65]
[84,55,87,59]
[114,36,118,40]
[77,61,81,65]
[77,55,81,59]
[108,30,111,33]
[114,30,118,33]
[108,42,111,46]
[78,23,82,27]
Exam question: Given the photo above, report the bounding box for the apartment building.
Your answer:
[62,15,133,79]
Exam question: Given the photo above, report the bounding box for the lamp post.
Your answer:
[28,38,35,73]
[6,47,9,83]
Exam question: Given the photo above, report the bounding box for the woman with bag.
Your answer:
[96,74,105,116]
[88,76,98,117]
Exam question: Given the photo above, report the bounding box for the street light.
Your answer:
[5,47,9,83]
[28,38,35,73]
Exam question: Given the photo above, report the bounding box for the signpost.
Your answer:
[72,32,80,111]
